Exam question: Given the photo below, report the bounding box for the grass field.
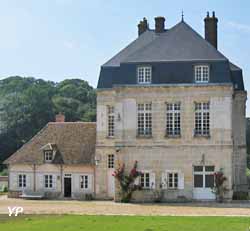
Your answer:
[0,215,250,231]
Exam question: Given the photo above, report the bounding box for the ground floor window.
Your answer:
[140,172,150,189]
[194,166,214,188]
[44,175,53,188]
[80,175,89,189]
[168,172,178,189]
[18,174,26,188]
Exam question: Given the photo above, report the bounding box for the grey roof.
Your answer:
[104,21,227,67]
[4,122,96,165]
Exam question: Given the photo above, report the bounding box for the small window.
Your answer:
[80,175,89,189]
[137,66,152,84]
[18,174,26,188]
[168,172,178,189]
[44,150,53,162]
[107,106,115,137]
[44,175,53,188]
[140,172,150,189]
[108,154,114,168]
[195,65,209,83]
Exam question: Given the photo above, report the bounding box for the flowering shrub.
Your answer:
[212,170,228,202]
[112,160,142,202]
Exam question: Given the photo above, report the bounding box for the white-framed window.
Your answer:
[18,174,26,188]
[80,175,89,189]
[137,103,152,136]
[137,66,152,84]
[140,172,150,189]
[194,102,210,136]
[107,106,115,137]
[167,172,178,189]
[44,150,53,162]
[166,103,181,136]
[44,175,53,188]
[195,65,209,83]
[193,166,215,189]
[108,154,114,169]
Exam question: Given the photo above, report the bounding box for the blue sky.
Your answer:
[0,0,249,114]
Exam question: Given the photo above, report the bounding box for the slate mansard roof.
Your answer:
[98,21,244,90]
[4,122,96,165]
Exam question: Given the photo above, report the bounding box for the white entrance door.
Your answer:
[193,166,216,200]
[107,154,115,198]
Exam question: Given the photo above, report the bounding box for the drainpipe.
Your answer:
[60,165,63,196]
[33,164,36,192]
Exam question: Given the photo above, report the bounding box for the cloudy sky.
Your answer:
[0,0,249,114]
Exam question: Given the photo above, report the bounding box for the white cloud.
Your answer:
[227,21,250,33]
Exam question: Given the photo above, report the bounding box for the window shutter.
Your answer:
[178,172,184,189]
[53,175,57,190]
[88,175,93,192]
[161,172,168,189]
[11,173,18,190]
[134,176,140,186]
[26,174,31,189]
[150,172,156,189]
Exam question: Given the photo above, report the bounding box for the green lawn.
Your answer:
[0,215,249,231]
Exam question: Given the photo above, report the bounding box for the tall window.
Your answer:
[194,166,215,189]
[18,174,26,188]
[137,103,152,136]
[168,172,178,189]
[107,106,114,137]
[44,175,53,188]
[44,150,53,162]
[137,66,152,84]
[195,102,210,136]
[80,175,89,189]
[166,103,181,136]
[108,154,114,169]
[195,65,209,83]
[140,172,150,189]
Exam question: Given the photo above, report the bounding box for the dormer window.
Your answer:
[195,65,209,83]
[44,150,53,162]
[137,66,152,84]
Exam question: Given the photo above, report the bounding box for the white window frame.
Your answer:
[107,106,115,138]
[166,103,181,137]
[167,172,179,189]
[137,66,152,84]
[193,166,215,189]
[137,103,152,136]
[80,175,89,190]
[44,150,53,162]
[140,172,150,189]
[108,154,114,169]
[195,65,209,83]
[194,102,210,136]
[44,174,53,189]
[18,174,26,188]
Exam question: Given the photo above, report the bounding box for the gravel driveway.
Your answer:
[1,195,250,216]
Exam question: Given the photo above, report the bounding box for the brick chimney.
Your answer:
[155,16,165,33]
[138,17,148,36]
[55,113,65,122]
[204,11,218,49]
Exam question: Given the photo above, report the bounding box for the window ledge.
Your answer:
[165,134,181,139]
[136,135,153,139]
[106,136,115,139]
[193,134,210,138]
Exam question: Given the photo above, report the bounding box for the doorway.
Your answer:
[64,177,72,198]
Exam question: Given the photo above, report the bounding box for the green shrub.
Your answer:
[232,191,249,200]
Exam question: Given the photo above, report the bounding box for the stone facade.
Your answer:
[95,84,247,201]
[8,164,94,199]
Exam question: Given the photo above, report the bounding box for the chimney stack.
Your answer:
[138,17,148,36]
[155,16,165,33]
[55,113,65,122]
[204,11,218,49]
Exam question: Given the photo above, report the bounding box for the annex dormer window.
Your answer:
[137,66,152,84]
[195,65,209,83]
[44,150,53,162]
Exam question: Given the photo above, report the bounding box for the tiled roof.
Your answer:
[4,122,96,165]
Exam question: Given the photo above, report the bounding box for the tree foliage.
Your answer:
[0,76,96,169]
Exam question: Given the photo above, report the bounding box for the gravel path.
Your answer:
[1,195,250,216]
